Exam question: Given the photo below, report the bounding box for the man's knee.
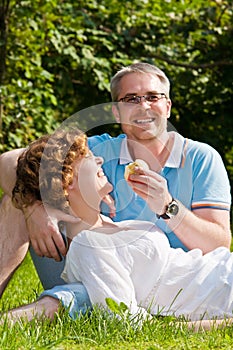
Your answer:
[0,194,28,240]
[0,194,29,297]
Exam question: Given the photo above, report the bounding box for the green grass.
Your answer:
[1,255,233,349]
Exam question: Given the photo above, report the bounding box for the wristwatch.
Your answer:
[157,199,179,220]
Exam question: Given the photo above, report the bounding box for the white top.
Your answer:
[62,221,233,321]
[119,131,184,168]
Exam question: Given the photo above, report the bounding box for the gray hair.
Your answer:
[110,62,170,101]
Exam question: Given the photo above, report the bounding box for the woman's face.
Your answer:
[68,151,113,213]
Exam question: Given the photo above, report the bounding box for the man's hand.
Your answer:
[126,168,172,215]
[102,194,116,218]
[23,202,80,261]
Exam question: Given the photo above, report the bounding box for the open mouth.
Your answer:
[97,168,105,177]
[133,118,155,125]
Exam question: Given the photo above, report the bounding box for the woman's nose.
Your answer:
[95,156,104,166]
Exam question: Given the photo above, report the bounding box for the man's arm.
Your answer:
[164,201,231,253]
[0,149,79,261]
[127,170,231,253]
[0,149,25,195]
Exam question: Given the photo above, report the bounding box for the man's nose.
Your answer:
[139,97,152,107]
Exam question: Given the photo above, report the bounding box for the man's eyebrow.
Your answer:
[123,93,137,97]
[124,91,160,96]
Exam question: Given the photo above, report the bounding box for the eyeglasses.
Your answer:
[117,93,167,104]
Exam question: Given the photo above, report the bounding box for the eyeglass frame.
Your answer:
[117,93,167,104]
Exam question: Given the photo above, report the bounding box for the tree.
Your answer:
[0,0,232,189]
[0,0,10,137]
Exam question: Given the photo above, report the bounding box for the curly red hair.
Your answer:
[12,129,88,212]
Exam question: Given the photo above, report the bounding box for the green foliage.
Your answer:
[0,0,232,190]
[106,297,128,314]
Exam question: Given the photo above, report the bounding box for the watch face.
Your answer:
[168,202,179,216]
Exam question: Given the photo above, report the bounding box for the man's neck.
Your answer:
[127,132,174,171]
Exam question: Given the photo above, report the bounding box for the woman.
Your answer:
[7,128,233,329]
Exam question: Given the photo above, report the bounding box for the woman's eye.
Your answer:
[85,151,93,158]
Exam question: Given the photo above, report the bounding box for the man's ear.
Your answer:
[112,104,120,123]
[166,99,172,119]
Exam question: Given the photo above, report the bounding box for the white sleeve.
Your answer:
[63,233,149,320]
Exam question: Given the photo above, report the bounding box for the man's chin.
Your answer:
[121,124,159,141]
[134,129,158,140]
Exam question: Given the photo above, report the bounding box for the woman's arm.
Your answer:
[62,233,150,322]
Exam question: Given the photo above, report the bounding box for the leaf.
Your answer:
[105,298,121,313]
[105,298,129,314]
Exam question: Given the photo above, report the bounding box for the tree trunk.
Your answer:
[0,0,10,138]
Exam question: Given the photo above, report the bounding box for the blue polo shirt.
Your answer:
[88,132,231,251]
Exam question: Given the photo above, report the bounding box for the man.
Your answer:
[0,62,231,320]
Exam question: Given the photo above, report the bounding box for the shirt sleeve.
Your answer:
[62,231,150,321]
[190,142,231,211]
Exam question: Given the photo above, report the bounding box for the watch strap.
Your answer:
[157,198,179,220]
[157,212,170,220]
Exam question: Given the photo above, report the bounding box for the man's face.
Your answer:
[113,73,172,142]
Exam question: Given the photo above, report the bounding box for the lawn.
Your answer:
[1,254,233,349]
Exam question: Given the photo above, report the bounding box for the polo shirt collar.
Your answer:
[119,132,186,168]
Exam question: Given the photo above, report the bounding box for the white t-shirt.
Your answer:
[62,220,233,321]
